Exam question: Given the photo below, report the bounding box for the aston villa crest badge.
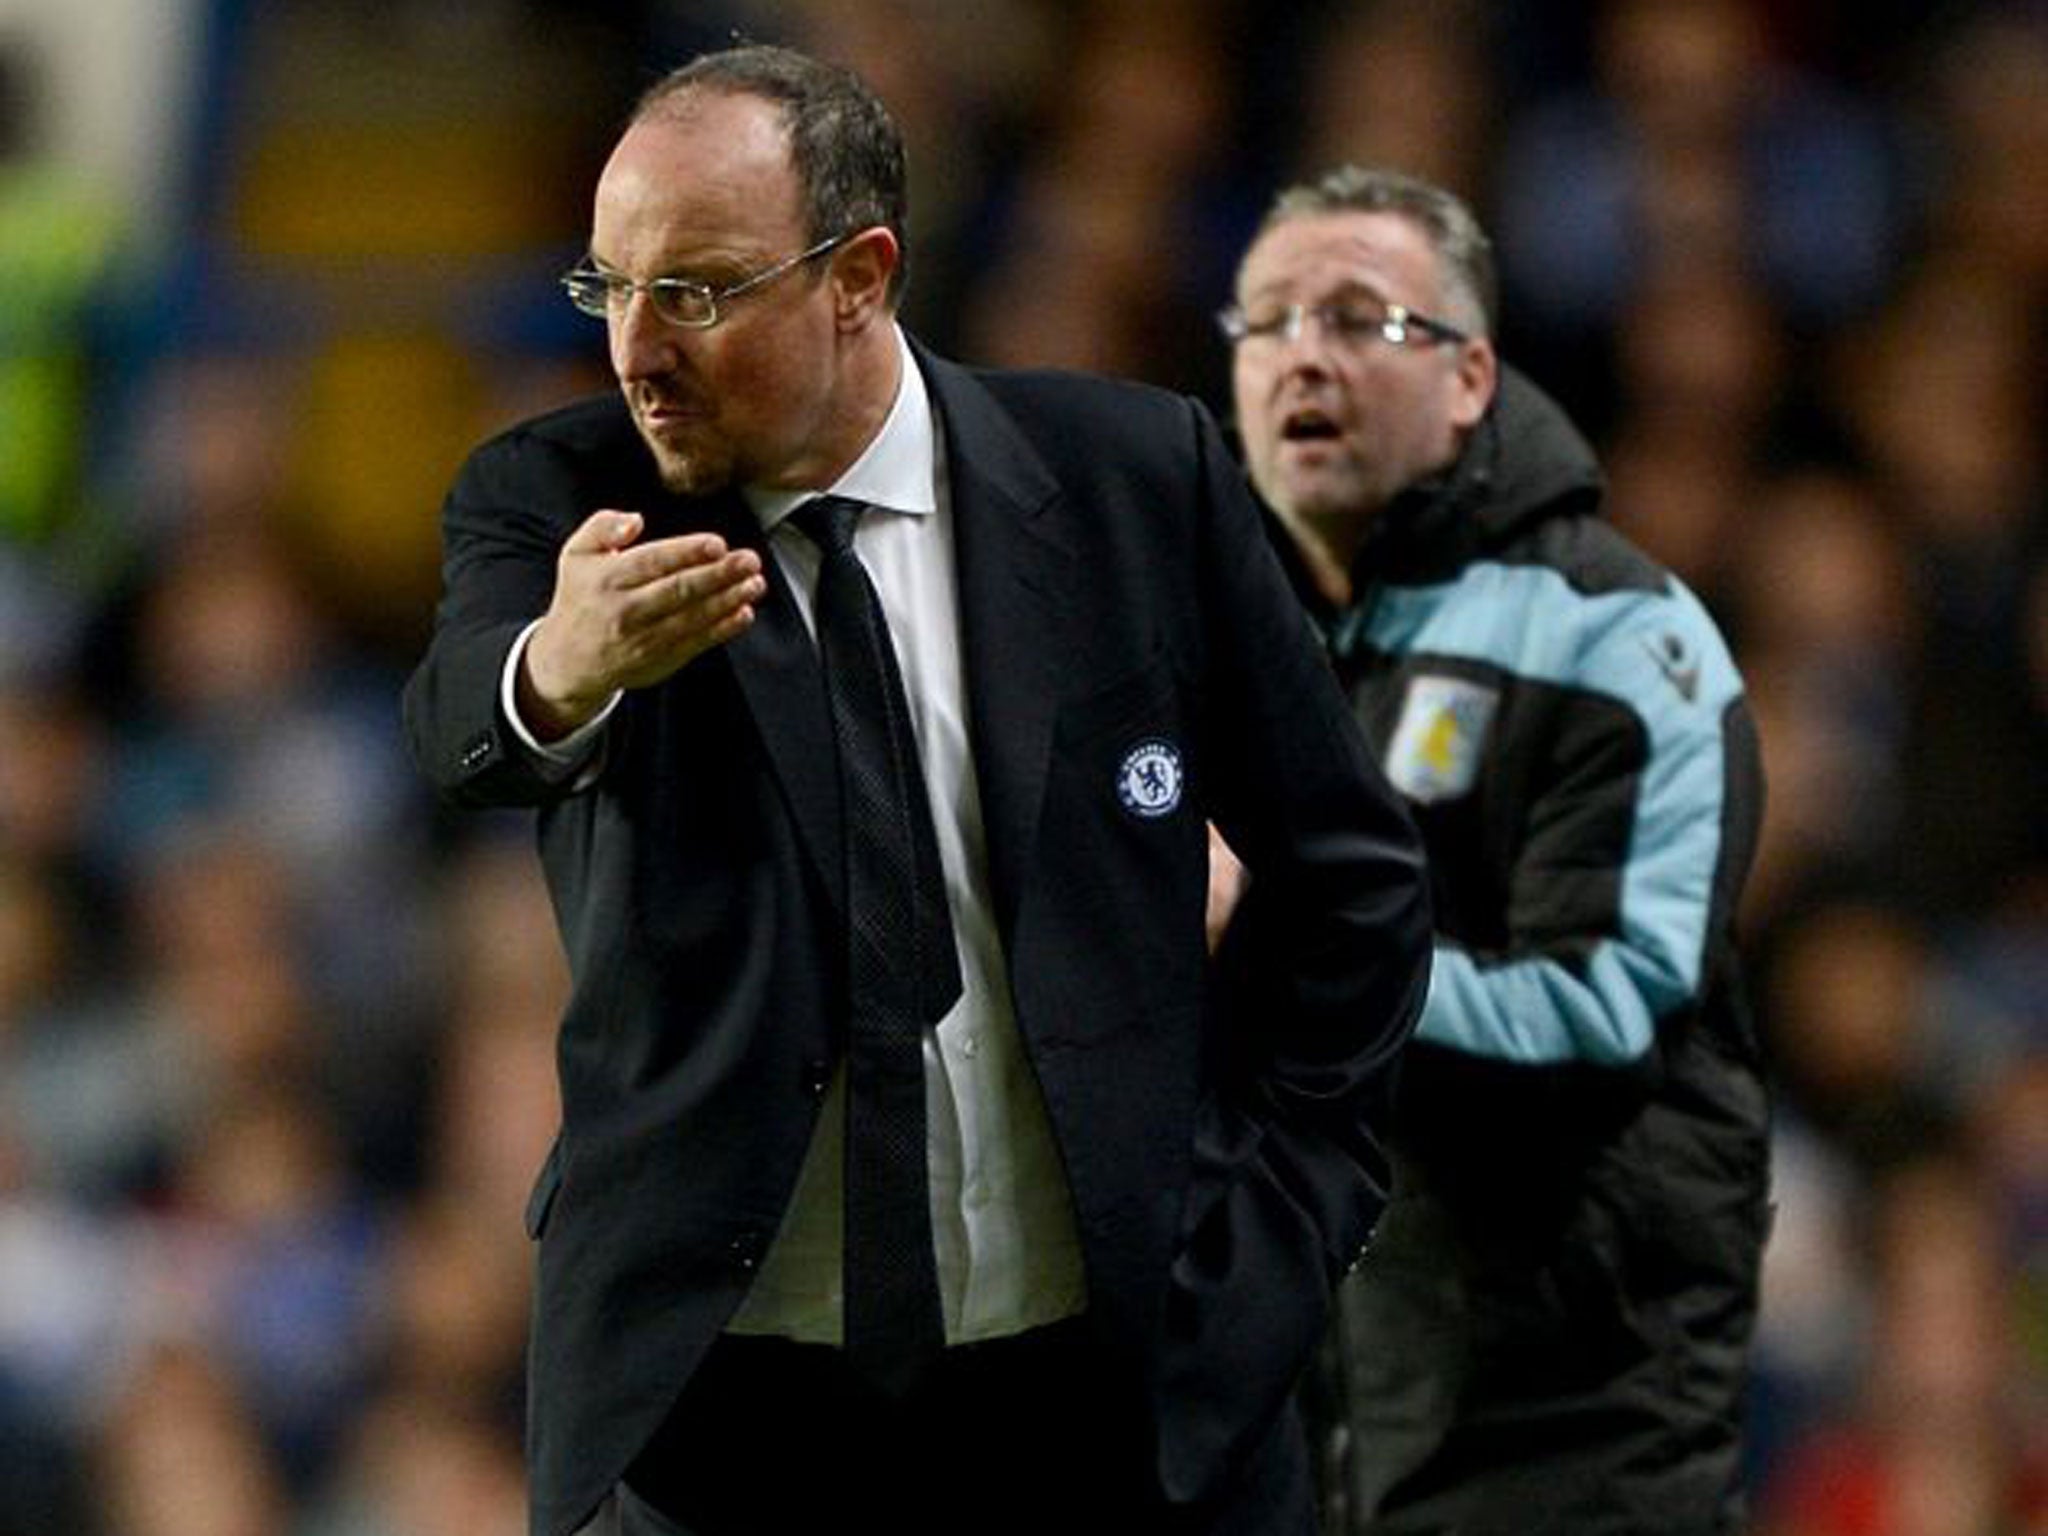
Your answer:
[1385,675,1498,803]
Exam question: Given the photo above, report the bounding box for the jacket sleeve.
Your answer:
[402,426,597,808]
[1155,396,1434,1502]
[1419,580,1762,1071]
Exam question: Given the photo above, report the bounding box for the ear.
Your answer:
[1447,335,1499,433]
[830,226,900,330]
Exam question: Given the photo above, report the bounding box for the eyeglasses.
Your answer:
[562,232,852,330]
[1217,297,1469,350]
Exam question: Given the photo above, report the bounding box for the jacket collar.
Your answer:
[1349,364,1607,589]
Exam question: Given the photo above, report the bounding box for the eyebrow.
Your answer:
[1243,278,1395,308]
[583,249,743,283]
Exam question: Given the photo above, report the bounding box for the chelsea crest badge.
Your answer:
[1117,739,1184,819]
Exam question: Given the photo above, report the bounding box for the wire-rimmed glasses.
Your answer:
[1217,296,1469,350]
[562,232,853,330]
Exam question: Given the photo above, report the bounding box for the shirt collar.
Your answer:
[748,326,937,533]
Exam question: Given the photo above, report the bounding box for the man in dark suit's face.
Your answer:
[518,84,911,738]
[586,87,901,499]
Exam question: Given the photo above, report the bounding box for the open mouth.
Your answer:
[1280,407,1341,443]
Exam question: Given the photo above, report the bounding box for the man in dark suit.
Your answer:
[403,45,1431,1536]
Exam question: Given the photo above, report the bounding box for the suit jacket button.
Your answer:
[459,730,497,771]
[729,1231,764,1273]
[802,1059,832,1099]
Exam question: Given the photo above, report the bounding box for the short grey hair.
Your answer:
[633,44,910,306]
[1256,165,1496,337]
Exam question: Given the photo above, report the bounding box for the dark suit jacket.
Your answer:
[402,341,1431,1536]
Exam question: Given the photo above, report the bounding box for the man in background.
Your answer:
[404,47,1432,1536]
[1219,165,1769,1534]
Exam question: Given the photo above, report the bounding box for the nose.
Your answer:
[1271,310,1335,374]
[1273,304,1334,359]
[611,290,679,381]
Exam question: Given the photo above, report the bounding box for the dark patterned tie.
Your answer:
[790,494,962,1397]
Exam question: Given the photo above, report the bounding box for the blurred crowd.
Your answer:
[0,1,2041,1533]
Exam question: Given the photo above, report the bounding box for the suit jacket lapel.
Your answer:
[919,346,1075,940]
[656,348,1076,933]
[687,490,846,915]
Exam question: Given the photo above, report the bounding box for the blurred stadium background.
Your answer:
[0,2,2041,1532]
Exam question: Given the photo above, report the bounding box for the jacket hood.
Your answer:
[1473,365,1606,543]
[1358,365,1606,583]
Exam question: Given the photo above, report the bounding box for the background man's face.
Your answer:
[1231,210,1491,551]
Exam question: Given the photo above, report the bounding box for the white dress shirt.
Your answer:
[506,328,1087,1345]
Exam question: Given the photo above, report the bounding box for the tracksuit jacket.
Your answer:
[1268,368,1771,1536]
